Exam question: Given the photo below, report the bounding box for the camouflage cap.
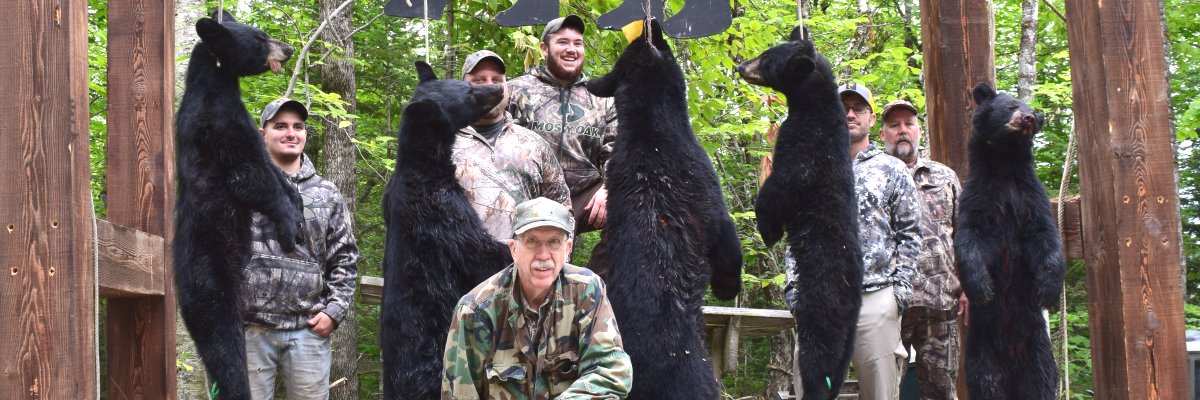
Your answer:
[542,14,585,43]
[837,82,876,114]
[513,197,574,236]
[461,50,507,79]
[881,99,920,122]
[260,98,308,128]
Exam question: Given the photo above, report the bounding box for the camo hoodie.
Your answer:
[242,154,359,330]
[507,67,619,195]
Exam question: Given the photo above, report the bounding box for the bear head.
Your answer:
[735,26,833,96]
[401,61,505,142]
[970,82,1045,151]
[585,19,681,99]
[195,10,294,76]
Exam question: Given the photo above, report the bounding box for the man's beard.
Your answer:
[849,128,869,144]
[886,138,916,159]
[482,99,507,121]
[547,56,582,83]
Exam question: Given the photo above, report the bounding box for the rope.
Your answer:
[91,193,100,398]
[423,0,430,64]
[216,0,224,23]
[1054,118,1078,399]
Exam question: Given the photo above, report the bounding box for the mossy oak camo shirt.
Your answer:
[441,264,632,400]
[243,155,359,329]
[452,118,572,241]
[854,144,921,311]
[507,67,619,195]
[907,157,963,311]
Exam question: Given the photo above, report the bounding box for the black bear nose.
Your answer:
[1021,115,1034,128]
[283,45,295,59]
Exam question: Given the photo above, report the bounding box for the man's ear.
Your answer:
[508,237,519,258]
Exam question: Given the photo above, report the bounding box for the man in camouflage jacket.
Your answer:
[879,99,965,400]
[507,16,619,275]
[442,198,632,400]
[838,84,922,400]
[453,50,572,241]
[243,98,359,400]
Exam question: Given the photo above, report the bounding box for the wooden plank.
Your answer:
[1051,196,1084,261]
[1063,1,1189,398]
[919,0,996,178]
[97,219,166,297]
[0,0,98,397]
[104,0,177,397]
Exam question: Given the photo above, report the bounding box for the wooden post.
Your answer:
[104,0,177,397]
[0,0,97,397]
[919,0,995,177]
[1063,1,1188,398]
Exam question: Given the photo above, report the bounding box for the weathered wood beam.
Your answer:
[104,0,177,396]
[1052,196,1084,261]
[0,0,97,397]
[919,0,996,178]
[97,219,166,297]
[1063,0,1188,398]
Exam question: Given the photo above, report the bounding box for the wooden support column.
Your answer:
[105,0,177,397]
[919,0,995,177]
[0,0,97,397]
[1063,1,1188,398]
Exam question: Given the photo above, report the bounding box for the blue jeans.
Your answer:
[245,324,331,400]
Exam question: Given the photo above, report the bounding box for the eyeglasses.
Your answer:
[519,236,566,251]
[845,104,872,115]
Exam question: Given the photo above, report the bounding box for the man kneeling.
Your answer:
[441,197,632,399]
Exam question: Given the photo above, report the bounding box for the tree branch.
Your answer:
[285,0,356,98]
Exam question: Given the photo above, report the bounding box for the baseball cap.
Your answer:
[260,98,309,128]
[512,197,574,236]
[461,50,507,79]
[881,99,920,121]
[837,83,876,114]
[542,14,585,43]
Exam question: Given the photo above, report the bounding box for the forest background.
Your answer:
[83,0,1200,398]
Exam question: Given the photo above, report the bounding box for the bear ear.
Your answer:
[1034,111,1046,132]
[415,61,438,83]
[786,53,815,79]
[788,26,810,42]
[195,17,230,45]
[972,82,996,105]
[403,98,441,124]
[586,70,619,98]
[648,19,669,48]
[210,9,236,23]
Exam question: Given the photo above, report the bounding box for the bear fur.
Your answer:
[585,20,744,400]
[955,82,1065,400]
[380,61,510,399]
[736,27,864,400]
[173,11,301,399]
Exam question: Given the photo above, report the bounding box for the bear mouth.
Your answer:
[268,59,282,73]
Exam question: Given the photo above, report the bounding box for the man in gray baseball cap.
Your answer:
[451,50,572,242]
[260,97,308,129]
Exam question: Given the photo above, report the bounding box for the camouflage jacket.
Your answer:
[507,67,619,195]
[452,117,573,241]
[242,154,359,330]
[442,264,632,400]
[854,144,921,311]
[907,157,963,311]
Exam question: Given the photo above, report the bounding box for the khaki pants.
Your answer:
[793,286,905,400]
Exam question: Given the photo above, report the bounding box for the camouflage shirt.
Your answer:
[442,264,632,400]
[243,154,359,329]
[854,144,921,311]
[452,117,573,241]
[507,67,619,195]
[907,157,962,311]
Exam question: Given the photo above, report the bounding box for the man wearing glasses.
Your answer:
[441,197,631,399]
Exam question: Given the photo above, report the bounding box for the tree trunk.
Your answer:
[1017,0,1039,103]
[175,0,211,398]
[317,0,360,398]
[442,0,457,78]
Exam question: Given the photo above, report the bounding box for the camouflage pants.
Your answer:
[901,306,960,400]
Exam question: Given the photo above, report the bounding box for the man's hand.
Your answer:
[308,312,335,338]
[957,292,969,326]
[585,185,609,228]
